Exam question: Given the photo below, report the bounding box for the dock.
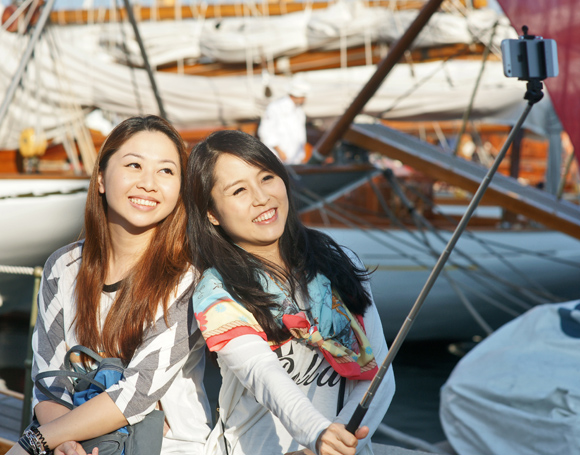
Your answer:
[0,389,22,454]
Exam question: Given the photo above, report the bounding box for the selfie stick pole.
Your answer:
[345,77,545,434]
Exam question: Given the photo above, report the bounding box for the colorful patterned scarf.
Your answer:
[193,268,378,380]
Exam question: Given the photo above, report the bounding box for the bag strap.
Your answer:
[64,345,104,372]
[34,370,107,410]
[35,345,107,410]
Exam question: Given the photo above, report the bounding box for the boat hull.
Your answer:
[0,179,88,315]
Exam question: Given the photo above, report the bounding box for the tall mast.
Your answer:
[121,0,168,120]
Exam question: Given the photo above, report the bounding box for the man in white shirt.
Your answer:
[258,79,308,165]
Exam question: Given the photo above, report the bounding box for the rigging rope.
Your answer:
[0,265,36,276]
[378,44,474,117]
[294,169,577,326]
[294,188,527,332]
[391,171,573,303]
[404,176,580,270]
[44,28,95,174]
[443,270,494,335]
[0,0,35,32]
[366,177,541,310]
[365,176,542,310]
[382,169,552,305]
[117,11,145,115]
[453,20,498,156]
[0,187,88,201]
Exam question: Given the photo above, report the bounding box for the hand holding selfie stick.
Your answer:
[345,27,556,434]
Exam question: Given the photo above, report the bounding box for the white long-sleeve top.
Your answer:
[31,241,212,454]
[198,276,395,455]
[257,95,307,164]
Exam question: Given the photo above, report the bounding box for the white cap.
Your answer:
[288,78,309,98]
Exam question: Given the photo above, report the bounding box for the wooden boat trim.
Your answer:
[47,1,472,25]
[0,389,23,400]
[0,437,14,455]
[292,163,376,175]
[158,43,488,77]
[0,174,89,180]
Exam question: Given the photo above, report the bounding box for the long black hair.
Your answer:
[185,129,371,342]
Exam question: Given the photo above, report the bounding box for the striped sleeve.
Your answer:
[31,243,83,410]
[105,270,197,425]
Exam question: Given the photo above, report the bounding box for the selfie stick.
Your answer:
[345,31,549,435]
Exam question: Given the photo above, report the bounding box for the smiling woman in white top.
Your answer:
[185,130,395,455]
[9,115,211,455]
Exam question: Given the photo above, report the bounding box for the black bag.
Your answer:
[31,345,165,455]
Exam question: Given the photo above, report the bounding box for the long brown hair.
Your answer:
[75,115,190,364]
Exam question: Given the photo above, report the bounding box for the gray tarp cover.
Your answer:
[440,299,580,455]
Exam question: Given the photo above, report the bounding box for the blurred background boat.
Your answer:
[1,0,579,340]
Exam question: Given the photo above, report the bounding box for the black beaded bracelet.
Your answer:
[29,427,50,455]
[30,427,50,455]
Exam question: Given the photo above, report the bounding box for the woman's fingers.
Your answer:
[316,423,360,455]
[54,441,88,455]
[354,426,370,440]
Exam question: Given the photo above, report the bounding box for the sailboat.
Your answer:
[1,0,580,342]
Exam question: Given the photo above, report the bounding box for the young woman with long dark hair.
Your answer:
[185,130,395,455]
[8,115,211,455]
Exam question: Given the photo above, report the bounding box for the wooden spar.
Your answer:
[313,0,446,159]
[158,42,487,77]
[345,123,580,241]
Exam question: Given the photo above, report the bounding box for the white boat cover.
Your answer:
[0,27,556,151]
[48,5,517,67]
[440,299,580,455]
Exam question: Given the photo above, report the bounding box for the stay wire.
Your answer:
[346,175,544,308]
[295,188,525,317]
[378,44,474,118]
[117,2,144,115]
[383,169,553,304]
[370,172,539,310]
[404,175,580,271]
